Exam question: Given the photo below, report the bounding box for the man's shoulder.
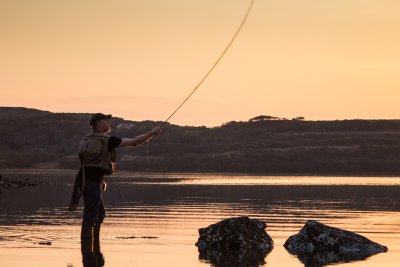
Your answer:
[109,135,122,141]
[108,136,122,149]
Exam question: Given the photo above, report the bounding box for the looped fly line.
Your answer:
[162,0,256,126]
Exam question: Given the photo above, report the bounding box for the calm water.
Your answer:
[0,170,399,267]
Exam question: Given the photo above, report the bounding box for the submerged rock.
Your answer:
[0,176,50,188]
[196,216,273,267]
[34,241,52,245]
[115,236,158,239]
[284,220,388,266]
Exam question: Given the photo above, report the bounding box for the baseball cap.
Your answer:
[90,113,112,127]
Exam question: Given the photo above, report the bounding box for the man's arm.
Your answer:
[118,126,161,148]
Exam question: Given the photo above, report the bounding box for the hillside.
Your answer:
[1,107,400,174]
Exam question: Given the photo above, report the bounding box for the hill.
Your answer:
[1,107,400,175]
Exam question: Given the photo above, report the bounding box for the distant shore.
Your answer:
[2,107,400,175]
[1,168,400,177]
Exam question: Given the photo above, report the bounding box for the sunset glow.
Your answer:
[1,0,400,126]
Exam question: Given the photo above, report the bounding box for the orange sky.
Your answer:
[1,0,400,126]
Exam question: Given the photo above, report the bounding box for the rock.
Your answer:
[284,220,388,266]
[115,236,158,239]
[0,176,50,188]
[34,241,52,245]
[196,216,273,267]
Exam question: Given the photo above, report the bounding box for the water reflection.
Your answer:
[81,234,105,267]
[289,250,381,267]
[0,171,399,267]
[198,247,272,267]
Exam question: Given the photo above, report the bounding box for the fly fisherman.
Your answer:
[68,113,161,255]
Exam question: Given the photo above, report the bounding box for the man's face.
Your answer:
[96,119,111,133]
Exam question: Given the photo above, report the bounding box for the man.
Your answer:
[69,113,161,255]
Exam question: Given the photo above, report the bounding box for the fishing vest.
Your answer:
[78,132,117,175]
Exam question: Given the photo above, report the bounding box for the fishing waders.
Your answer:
[81,225,94,266]
[81,225,104,267]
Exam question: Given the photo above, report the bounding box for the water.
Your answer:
[0,170,399,267]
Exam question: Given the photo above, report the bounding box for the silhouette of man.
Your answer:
[69,113,161,255]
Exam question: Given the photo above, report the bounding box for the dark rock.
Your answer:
[196,216,273,267]
[0,177,50,188]
[115,236,158,239]
[34,241,52,245]
[284,220,388,267]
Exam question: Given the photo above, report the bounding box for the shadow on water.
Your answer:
[81,236,105,267]
[198,247,272,267]
[288,250,382,267]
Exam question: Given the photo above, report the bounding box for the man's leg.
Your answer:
[82,179,102,253]
[94,199,105,246]
[94,201,105,267]
[82,179,102,227]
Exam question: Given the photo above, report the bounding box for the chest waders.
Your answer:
[68,133,116,211]
[79,132,117,193]
[80,135,92,196]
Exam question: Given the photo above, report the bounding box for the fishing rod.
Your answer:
[140,0,256,200]
[161,0,256,128]
[142,0,255,145]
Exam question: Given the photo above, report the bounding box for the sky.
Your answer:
[1,0,399,126]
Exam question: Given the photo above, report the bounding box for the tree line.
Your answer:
[1,107,400,175]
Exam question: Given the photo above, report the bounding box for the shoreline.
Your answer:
[1,168,399,178]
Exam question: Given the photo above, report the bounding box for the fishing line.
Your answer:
[162,0,256,126]
[140,142,151,202]
[139,0,255,201]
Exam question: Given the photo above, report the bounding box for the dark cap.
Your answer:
[90,113,112,127]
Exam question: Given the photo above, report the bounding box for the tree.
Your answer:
[249,115,281,122]
[292,117,305,121]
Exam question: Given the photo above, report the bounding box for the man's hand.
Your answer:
[149,126,162,136]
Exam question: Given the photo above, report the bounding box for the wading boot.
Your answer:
[93,224,105,266]
[81,225,95,266]
[93,224,101,249]
[81,225,94,253]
